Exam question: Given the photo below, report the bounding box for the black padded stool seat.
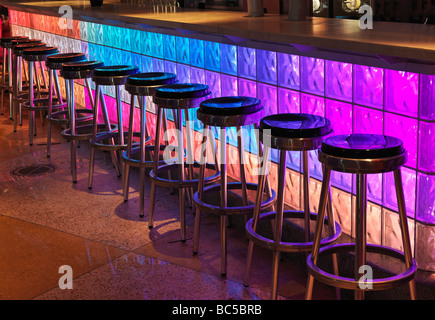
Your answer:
[127,72,177,87]
[60,61,104,79]
[46,53,86,70]
[13,42,46,56]
[154,83,210,100]
[260,113,332,138]
[22,46,58,61]
[199,96,262,116]
[92,65,139,86]
[321,134,405,159]
[1,36,28,48]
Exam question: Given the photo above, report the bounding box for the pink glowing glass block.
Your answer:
[325,61,352,102]
[221,75,238,97]
[277,53,300,90]
[325,100,352,135]
[385,70,419,117]
[257,83,277,116]
[278,88,300,114]
[385,113,418,168]
[417,173,435,224]
[418,121,435,173]
[238,78,256,97]
[301,56,324,95]
[353,105,383,135]
[354,65,383,109]
[301,93,325,116]
[420,74,435,120]
[383,168,416,218]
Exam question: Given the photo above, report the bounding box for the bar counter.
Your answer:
[4,0,435,272]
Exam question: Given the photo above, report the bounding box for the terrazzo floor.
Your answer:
[0,104,337,302]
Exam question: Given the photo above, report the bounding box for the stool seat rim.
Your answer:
[23,46,58,56]
[0,36,28,43]
[11,39,42,47]
[46,53,87,63]
[199,96,262,116]
[154,83,210,100]
[13,43,46,54]
[93,65,139,78]
[126,72,177,87]
[62,60,104,71]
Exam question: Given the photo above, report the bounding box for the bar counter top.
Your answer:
[4,0,435,64]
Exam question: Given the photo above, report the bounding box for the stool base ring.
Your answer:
[306,243,417,292]
[121,143,186,168]
[47,109,93,125]
[61,123,117,141]
[246,210,342,253]
[89,131,140,152]
[193,182,276,216]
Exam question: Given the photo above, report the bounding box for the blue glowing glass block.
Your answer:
[278,87,300,114]
[301,93,325,116]
[131,53,142,70]
[100,45,111,65]
[257,83,277,116]
[220,44,237,76]
[417,173,435,224]
[221,74,238,97]
[150,33,163,59]
[309,149,323,180]
[120,50,132,66]
[142,31,152,56]
[95,23,104,45]
[141,55,153,73]
[257,50,276,85]
[238,47,256,80]
[79,21,88,42]
[88,43,97,61]
[205,70,221,98]
[384,167,416,217]
[190,66,204,84]
[204,41,220,72]
[227,126,238,147]
[164,60,177,74]
[152,58,164,72]
[331,171,352,193]
[121,27,131,52]
[177,63,191,83]
[238,78,256,97]
[130,29,141,54]
[301,56,324,95]
[87,22,96,43]
[163,34,176,61]
[176,37,190,64]
[277,53,300,90]
[325,60,352,102]
[189,38,203,68]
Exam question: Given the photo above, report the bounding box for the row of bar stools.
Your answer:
[192,96,277,276]
[59,60,105,183]
[122,72,178,217]
[243,113,342,300]
[305,133,417,300]
[45,53,88,157]
[149,83,221,241]
[88,65,139,189]
[22,46,57,146]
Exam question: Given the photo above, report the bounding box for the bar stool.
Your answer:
[243,113,342,300]
[149,83,220,242]
[88,65,140,189]
[45,53,87,157]
[22,46,58,146]
[0,36,28,117]
[192,96,276,276]
[122,72,178,217]
[60,60,105,183]
[305,133,417,300]
[11,40,46,132]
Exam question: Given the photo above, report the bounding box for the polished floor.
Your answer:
[0,101,340,300]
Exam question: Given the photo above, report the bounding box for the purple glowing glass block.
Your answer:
[256,49,276,85]
[353,65,383,109]
[257,83,277,116]
[221,74,238,97]
[385,112,418,168]
[237,47,256,80]
[383,167,416,217]
[205,70,221,98]
[152,58,164,73]
[238,78,256,97]
[131,53,142,72]
[417,173,435,224]
[331,171,352,192]
[278,88,300,114]
[385,70,419,117]
[277,53,300,90]
[220,44,237,76]
[300,56,324,95]
[418,121,435,173]
[164,60,177,75]
[325,99,352,135]
[353,105,383,135]
[141,55,153,73]
[190,66,204,85]
[301,93,325,116]
[325,60,352,102]
[420,74,435,120]
[177,63,191,83]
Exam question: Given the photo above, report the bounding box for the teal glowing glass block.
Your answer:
[190,67,204,84]
[221,74,237,97]
[256,50,276,85]
[163,34,176,61]
[177,63,191,83]
[150,33,163,59]
[120,50,132,66]
[220,43,237,76]
[189,38,203,68]
[417,173,435,224]
[121,27,131,52]
[204,41,220,72]
[301,93,325,116]
[176,37,190,64]
[131,53,142,71]
[130,29,141,54]
[325,60,352,102]
[237,47,256,80]
[278,87,300,114]
[301,56,324,95]
[103,25,114,47]
[104,46,115,66]
[385,70,419,117]
[277,53,300,90]
[353,64,383,109]
[384,167,416,217]
[142,31,152,56]
[95,23,104,45]
[87,22,96,43]
[141,55,153,73]
[88,43,97,62]
[79,21,88,42]
[152,58,164,72]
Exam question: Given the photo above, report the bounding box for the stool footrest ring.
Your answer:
[89,130,139,151]
[47,109,93,125]
[61,123,116,141]
[121,143,185,168]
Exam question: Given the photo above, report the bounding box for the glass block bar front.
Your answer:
[9,10,435,271]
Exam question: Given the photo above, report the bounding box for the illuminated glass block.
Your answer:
[221,75,237,97]
[325,99,352,135]
[103,25,114,47]
[152,58,164,72]
[121,27,131,52]
[419,121,435,173]
[151,33,163,59]
[325,60,352,102]
[420,74,435,120]
[87,22,96,44]
[79,21,88,42]
[220,44,237,76]
[278,88,300,114]
[417,173,435,224]
[205,70,221,98]
[163,34,176,62]
[190,67,204,85]
[130,29,141,54]
[131,53,142,71]
[331,171,352,193]
[120,50,132,66]
[190,39,203,68]
[384,167,416,217]
[354,65,383,109]
[301,93,325,116]
[95,23,104,45]
[88,43,97,63]
[256,50,276,85]
[237,47,256,80]
[103,46,115,68]
[257,83,277,116]
[177,64,191,83]
[385,70,419,117]
[176,36,190,64]
[309,150,323,180]
[385,112,418,168]
[353,105,383,135]
[141,55,153,72]
[277,53,300,90]
[301,56,324,95]
[238,78,256,97]
[81,41,89,60]
[142,31,152,56]
[164,60,177,74]
[204,41,220,72]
